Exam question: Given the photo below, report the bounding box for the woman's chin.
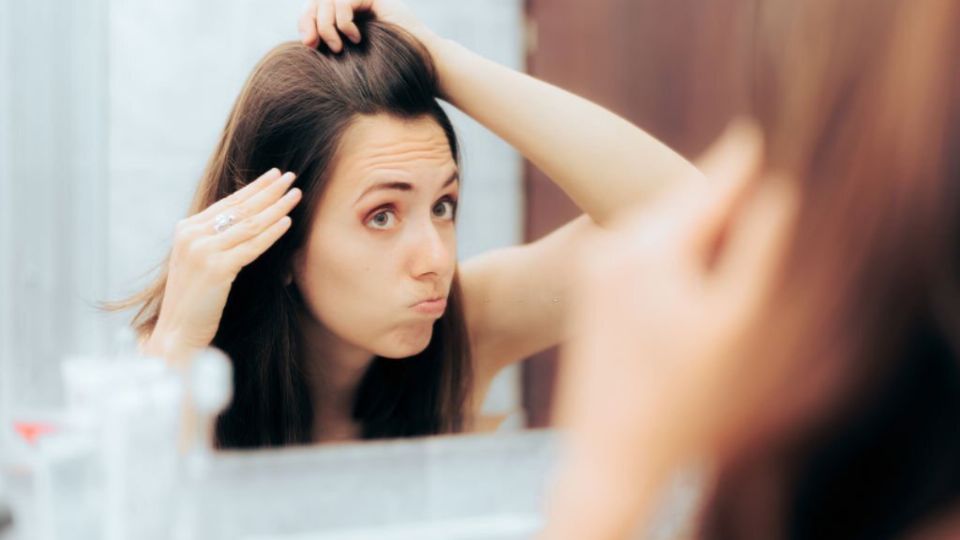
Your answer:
[375,329,434,359]
[378,344,430,360]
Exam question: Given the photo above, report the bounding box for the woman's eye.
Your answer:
[367,209,397,230]
[432,199,457,220]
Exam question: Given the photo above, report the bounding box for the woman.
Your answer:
[544,0,960,538]
[125,5,698,447]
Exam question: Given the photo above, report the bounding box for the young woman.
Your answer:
[126,4,699,447]
[544,0,960,538]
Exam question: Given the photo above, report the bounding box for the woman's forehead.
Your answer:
[318,115,457,203]
[331,114,457,187]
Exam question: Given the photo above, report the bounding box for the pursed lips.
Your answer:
[411,296,447,316]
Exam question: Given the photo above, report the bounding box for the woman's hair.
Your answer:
[114,17,472,448]
[699,0,960,537]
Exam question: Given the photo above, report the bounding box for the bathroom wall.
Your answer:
[0,0,111,419]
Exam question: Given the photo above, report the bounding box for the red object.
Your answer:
[12,422,57,445]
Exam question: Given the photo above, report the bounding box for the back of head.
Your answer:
[700,0,960,538]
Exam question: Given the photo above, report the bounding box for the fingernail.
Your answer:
[282,172,297,183]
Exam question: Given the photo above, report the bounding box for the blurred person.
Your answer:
[544,0,960,538]
[116,2,702,448]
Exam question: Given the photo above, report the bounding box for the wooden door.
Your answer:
[522,0,750,427]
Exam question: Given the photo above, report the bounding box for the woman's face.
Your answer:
[293,114,459,359]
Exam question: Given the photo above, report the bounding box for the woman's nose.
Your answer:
[408,220,454,279]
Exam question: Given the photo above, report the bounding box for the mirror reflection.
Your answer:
[107,1,704,449]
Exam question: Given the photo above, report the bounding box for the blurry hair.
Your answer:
[110,17,472,447]
[699,0,960,538]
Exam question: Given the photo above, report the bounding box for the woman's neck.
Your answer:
[297,310,374,443]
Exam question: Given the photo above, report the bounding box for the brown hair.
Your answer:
[114,17,472,448]
[699,0,960,537]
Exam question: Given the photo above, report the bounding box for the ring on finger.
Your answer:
[213,212,239,234]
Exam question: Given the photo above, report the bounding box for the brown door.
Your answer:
[522,0,750,427]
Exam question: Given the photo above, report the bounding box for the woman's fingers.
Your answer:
[225,215,294,269]
[303,0,377,50]
[717,175,798,317]
[209,186,302,252]
[194,168,282,223]
[692,121,762,232]
[232,171,296,220]
[197,171,294,234]
[299,0,321,46]
[335,0,363,44]
[314,0,344,52]
[679,120,764,267]
[191,171,297,254]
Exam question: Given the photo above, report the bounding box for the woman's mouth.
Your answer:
[412,297,447,316]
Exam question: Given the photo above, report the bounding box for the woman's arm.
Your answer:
[428,36,703,225]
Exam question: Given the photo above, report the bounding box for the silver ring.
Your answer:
[213,213,238,234]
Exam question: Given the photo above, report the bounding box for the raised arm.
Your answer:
[429,39,702,224]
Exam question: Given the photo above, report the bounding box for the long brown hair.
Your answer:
[700,0,960,537]
[114,17,472,448]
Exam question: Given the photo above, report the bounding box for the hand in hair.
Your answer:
[543,122,798,539]
[142,169,302,364]
[298,0,431,53]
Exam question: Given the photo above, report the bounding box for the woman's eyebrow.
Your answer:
[355,171,459,203]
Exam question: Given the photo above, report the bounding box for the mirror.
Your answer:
[0,0,740,537]
[0,0,740,448]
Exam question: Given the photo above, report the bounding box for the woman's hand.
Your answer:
[298,0,434,53]
[144,168,302,364]
[542,122,798,539]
